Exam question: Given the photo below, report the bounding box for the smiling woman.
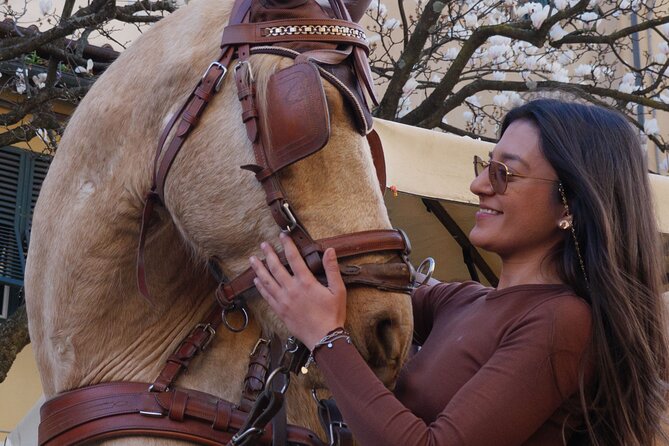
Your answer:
[251,99,669,446]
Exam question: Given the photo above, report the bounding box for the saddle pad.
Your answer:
[265,61,330,172]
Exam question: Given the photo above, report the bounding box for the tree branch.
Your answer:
[0,304,30,384]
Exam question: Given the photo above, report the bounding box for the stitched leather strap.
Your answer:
[39,382,326,446]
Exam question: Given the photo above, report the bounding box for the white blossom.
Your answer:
[523,55,539,70]
[32,72,47,89]
[644,118,659,136]
[549,24,567,41]
[464,12,478,28]
[492,71,506,81]
[75,59,94,75]
[578,12,599,29]
[514,4,529,18]
[660,90,669,104]
[620,0,630,7]
[659,41,669,55]
[551,67,570,82]
[397,98,413,118]
[430,74,442,83]
[443,47,459,61]
[554,0,568,10]
[508,92,524,107]
[486,45,507,59]
[661,23,669,37]
[493,93,509,107]
[530,4,550,29]
[382,17,400,30]
[402,77,419,96]
[575,64,592,77]
[463,110,474,122]
[557,50,575,65]
[466,95,481,107]
[655,53,667,65]
[36,128,51,144]
[489,36,511,46]
[39,0,53,15]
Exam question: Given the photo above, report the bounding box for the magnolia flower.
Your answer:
[644,118,659,136]
[402,77,419,96]
[464,12,478,28]
[579,12,599,30]
[36,128,51,144]
[530,4,550,29]
[32,72,47,89]
[443,47,459,61]
[660,90,669,104]
[493,93,509,107]
[659,42,669,55]
[554,0,568,10]
[466,95,481,107]
[618,82,635,94]
[397,98,413,118]
[620,0,630,7]
[487,45,507,59]
[655,53,667,65]
[551,67,570,83]
[489,35,511,46]
[557,50,575,65]
[463,110,475,122]
[430,74,442,83]
[523,55,539,70]
[661,23,669,37]
[508,92,524,107]
[549,24,567,41]
[514,4,529,17]
[575,64,592,77]
[39,0,53,15]
[492,71,506,81]
[16,81,26,94]
[382,17,400,30]
[75,59,94,75]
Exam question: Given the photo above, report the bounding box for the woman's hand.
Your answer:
[249,232,347,350]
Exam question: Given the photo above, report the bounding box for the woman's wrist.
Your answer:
[303,327,351,370]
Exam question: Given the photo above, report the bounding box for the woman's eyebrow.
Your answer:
[490,150,530,169]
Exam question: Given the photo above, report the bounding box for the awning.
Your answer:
[375,118,669,283]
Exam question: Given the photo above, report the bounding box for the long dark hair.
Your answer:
[502,99,668,446]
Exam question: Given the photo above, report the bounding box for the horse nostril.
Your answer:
[368,316,401,368]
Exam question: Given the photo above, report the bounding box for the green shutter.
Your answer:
[0,147,52,287]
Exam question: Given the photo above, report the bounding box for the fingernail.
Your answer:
[279,232,287,239]
[249,256,256,265]
[260,242,267,250]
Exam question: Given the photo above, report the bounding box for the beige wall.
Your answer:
[0,345,42,441]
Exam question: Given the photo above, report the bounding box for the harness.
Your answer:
[38,0,425,444]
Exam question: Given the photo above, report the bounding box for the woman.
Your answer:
[249,99,668,445]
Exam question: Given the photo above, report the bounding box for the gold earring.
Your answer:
[558,218,572,230]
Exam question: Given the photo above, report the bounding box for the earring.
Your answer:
[558,218,572,230]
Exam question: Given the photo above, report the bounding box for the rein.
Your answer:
[38,0,425,444]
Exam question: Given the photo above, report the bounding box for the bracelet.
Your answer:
[302,328,351,371]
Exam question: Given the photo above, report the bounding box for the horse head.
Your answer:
[25,0,413,442]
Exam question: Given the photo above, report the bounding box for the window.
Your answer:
[0,146,51,321]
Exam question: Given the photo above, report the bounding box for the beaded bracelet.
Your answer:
[303,327,351,371]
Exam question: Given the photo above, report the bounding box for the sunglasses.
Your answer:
[473,155,559,194]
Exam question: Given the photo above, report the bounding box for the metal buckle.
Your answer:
[280,202,297,233]
[415,257,436,286]
[231,427,263,445]
[194,323,217,351]
[202,61,227,92]
[250,337,270,357]
[329,420,348,446]
[234,60,254,83]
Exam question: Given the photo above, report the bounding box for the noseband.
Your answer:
[39,0,422,444]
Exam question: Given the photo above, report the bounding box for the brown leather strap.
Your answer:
[367,129,386,193]
[39,382,326,446]
[151,305,222,392]
[239,337,272,412]
[220,19,369,51]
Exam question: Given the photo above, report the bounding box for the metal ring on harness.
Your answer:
[415,257,436,286]
[265,367,290,395]
[222,304,250,332]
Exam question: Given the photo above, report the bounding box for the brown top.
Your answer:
[314,281,593,446]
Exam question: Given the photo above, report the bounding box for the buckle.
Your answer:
[194,323,217,351]
[328,420,348,446]
[202,62,228,92]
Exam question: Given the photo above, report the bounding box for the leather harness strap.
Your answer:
[39,382,325,446]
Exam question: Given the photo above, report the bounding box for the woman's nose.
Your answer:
[470,167,493,196]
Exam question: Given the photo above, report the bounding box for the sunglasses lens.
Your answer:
[491,162,507,194]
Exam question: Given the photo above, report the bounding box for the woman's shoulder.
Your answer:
[413,280,489,302]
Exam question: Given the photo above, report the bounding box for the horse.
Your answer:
[23,0,414,443]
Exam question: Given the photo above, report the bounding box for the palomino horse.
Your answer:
[24,0,413,443]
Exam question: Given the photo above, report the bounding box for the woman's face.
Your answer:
[469,119,564,262]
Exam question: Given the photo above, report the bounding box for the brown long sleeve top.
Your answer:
[314,282,593,446]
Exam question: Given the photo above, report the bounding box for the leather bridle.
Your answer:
[38,0,421,444]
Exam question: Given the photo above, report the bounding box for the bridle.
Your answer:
[38,0,431,444]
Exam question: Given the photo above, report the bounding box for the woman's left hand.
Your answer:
[249,232,347,350]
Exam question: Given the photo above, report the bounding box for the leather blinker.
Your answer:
[264,61,330,172]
